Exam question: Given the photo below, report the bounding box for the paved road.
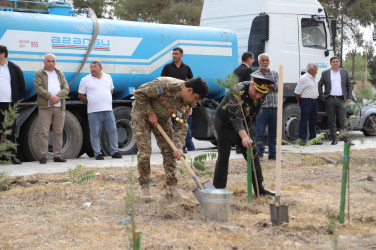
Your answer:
[1,133,375,177]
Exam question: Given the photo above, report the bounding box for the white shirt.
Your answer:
[0,62,12,102]
[330,69,342,96]
[46,70,61,107]
[78,72,114,113]
[294,72,318,99]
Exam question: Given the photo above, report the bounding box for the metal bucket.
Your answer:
[200,189,233,222]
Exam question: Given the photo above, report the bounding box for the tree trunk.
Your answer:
[351,49,356,80]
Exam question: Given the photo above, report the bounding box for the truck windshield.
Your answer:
[301,18,327,49]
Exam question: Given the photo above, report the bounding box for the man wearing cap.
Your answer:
[213,73,275,196]
[254,53,278,161]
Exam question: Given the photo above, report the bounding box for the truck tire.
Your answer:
[101,106,138,156]
[362,115,376,136]
[20,111,83,161]
[282,104,301,142]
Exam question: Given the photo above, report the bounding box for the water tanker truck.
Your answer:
[0,0,340,161]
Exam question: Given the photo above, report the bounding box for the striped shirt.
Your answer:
[253,69,279,108]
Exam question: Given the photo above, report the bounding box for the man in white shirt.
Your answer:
[78,61,122,160]
[34,54,69,164]
[0,45,25,164]
[318,57,352,145]
[295,62,322,145]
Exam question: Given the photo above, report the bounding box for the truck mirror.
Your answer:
[325,50,329,57]
[330,19,337,38]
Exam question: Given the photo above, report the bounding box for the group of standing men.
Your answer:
[295,56,352,145]
[2,43,352,202]
[0,44,122,165]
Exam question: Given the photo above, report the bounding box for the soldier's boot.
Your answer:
[252,154,275,197]
[139,185,152,202]
[165,185,188,200]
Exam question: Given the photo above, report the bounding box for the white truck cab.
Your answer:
[200,0,336,82]
[201,0,338,141]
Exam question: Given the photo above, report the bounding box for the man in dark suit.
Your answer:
[318,56,352,145]
[233,51,254,82]
[0,45,25,164]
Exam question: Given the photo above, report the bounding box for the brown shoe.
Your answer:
[139,185,152,202]
[40,157,47,164]
[54,157,67,162]
[165,186,188,200]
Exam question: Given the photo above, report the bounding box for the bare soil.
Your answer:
[1,149,376,249]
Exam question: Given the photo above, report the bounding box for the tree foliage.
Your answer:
[368,54,376,88]
[113,0,203,25]
[342,52,366,80]
[319,0,376,52]
[73,0,108,18]
[0,102,20,164]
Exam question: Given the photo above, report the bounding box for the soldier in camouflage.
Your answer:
[132,77,209,201]
[213,73,275,197]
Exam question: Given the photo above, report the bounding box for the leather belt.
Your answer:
[301,98,317,100]
[329,95,343,98]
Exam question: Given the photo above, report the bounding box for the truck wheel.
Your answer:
[101,106,138,156]
[282,104,301,142]
[20,111,83,161]
[362,115,376,136]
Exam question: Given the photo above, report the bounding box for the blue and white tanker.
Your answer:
[1,0,344,162]
[0,1,237,161]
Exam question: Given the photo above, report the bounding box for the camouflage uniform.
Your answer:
[131,77,192,186]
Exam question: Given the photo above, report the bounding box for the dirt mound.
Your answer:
[0,149,375,249]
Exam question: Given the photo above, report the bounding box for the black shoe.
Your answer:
[40,157,47,164]
[183,148,187,154]
[268,157,276,161]
[112,152,122,158]
[331,139,338,145]
[54,157,67,162]
[260,188,276,196]
[313,141,323,145]
[11,157,22,165]
[259,184,275,196]
[95,154,104,160]
[254,183,275,197]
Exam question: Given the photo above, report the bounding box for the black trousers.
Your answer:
[0,102,17,155]
[213,120,263,189]
[325,96,347,138]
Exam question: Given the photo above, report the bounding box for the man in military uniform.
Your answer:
[132,77,209,201]
[213,73,275,196]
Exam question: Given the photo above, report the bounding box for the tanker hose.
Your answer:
[69,8,99,86]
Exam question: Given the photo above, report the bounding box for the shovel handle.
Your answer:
[156,124,205,190]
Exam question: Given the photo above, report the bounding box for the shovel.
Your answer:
[156,124,215,204]
[269,65,289,226]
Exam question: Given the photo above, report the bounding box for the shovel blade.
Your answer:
[269,204,289,226]
[193,180,215,205]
